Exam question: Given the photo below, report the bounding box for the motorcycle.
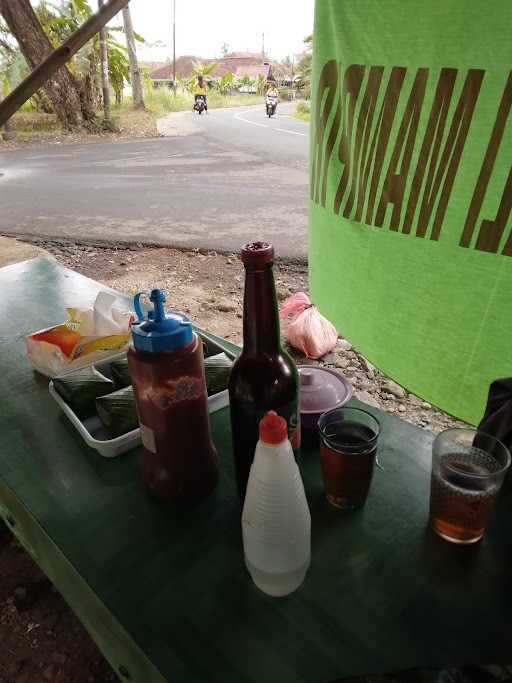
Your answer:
[266,94,278,118]
[194,95,206,115]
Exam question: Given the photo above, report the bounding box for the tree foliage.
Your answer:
[192,61,218,78]
[0,16,20,92]
[0,0,94,127]
[0,0,138,113]
[296,33,312,96]
[255,73,267,95]
[106,31,129,104]
[238,74,256,93]
[215,71,235,95]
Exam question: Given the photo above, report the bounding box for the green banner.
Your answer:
[309,0,512,425]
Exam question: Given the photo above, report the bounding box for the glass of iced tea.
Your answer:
[318,407,380,510]
[430,428,510,544]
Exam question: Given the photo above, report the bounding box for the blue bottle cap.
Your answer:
[131,289,193,353]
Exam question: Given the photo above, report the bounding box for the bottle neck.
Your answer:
[243,263,281,355]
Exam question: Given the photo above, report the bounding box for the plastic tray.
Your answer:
[50,334,235,458]
[50,384,229,458]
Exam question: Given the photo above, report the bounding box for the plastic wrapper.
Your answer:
[280,293,338,359]
[96,386,138,438]
[110,357,132,389]
[204,352,232,395]
[53,366,114,419]
[26,292,133,377]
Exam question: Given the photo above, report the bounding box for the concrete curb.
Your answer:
[3,233,308,269]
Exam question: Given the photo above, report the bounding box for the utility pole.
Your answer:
[122,2,144,108]
[262,32,265,59]
[98,0,112,124]
[172,0,176,92]
[291,55,296,99]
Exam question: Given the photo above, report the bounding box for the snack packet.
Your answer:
[26,292,133,377]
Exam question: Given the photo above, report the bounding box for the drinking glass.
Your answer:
[318,407,380,509]
[430,428,510,544]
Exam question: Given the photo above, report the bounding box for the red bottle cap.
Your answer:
[259,411,288,445]
[241,241,274,267]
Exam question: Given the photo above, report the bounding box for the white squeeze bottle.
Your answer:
[242,411,311,597]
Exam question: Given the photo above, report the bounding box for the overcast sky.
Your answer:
[104,0,314,63]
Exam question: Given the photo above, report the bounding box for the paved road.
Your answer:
[0,102,309,258]
[190,101,308,166]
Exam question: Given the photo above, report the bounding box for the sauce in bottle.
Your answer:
[229,242,300,498]
[128,289,218,503]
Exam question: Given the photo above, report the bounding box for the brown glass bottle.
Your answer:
[229,242,300,498]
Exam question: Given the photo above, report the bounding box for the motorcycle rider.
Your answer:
[266,81,279,99]
[194,75,208,112]
[266,81,279,114]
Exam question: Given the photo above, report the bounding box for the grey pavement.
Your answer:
[0,102,309,259]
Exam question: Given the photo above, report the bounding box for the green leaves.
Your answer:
[256,73,267,95]
[215,71,235,95]
[192,61,219,77]
[1,0,148,113]
[296,34,313,88]
[107,36,129,100]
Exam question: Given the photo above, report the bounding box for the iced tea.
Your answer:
[429,430,510,544]
[318,408,380,510]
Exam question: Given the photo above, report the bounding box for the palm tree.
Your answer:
[176,75,188,93]
[184,75,196,93]
[296,35,312,83]
[122,3,144,109]
[216,71,235,95]
[256,73,267,95]
[238,74,256,93]
[192,61,218,78]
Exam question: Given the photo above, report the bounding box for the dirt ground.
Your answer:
[0,526,116,683]
[0,239,466,682]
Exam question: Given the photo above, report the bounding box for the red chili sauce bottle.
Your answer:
[128,289,218,503]
[229,242,300,498]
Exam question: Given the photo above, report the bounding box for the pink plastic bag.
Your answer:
[280,293,338,359]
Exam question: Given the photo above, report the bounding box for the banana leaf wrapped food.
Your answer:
[53,366,114,419]
[204,352,232,395]
[96,386,139,438]
[110,357,131,389]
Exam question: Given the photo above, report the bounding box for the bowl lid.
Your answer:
[298,365,352,414]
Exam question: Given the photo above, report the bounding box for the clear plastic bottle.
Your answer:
[242,411,311,597]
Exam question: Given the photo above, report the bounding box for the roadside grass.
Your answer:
[5,107,157,143]
[110,105,159,137]
[142,88,262,117]
[2,90,264,145]
[9,112,61,140]
[295,101,310,122]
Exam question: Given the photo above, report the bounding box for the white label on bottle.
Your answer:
[140,424,156,453]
